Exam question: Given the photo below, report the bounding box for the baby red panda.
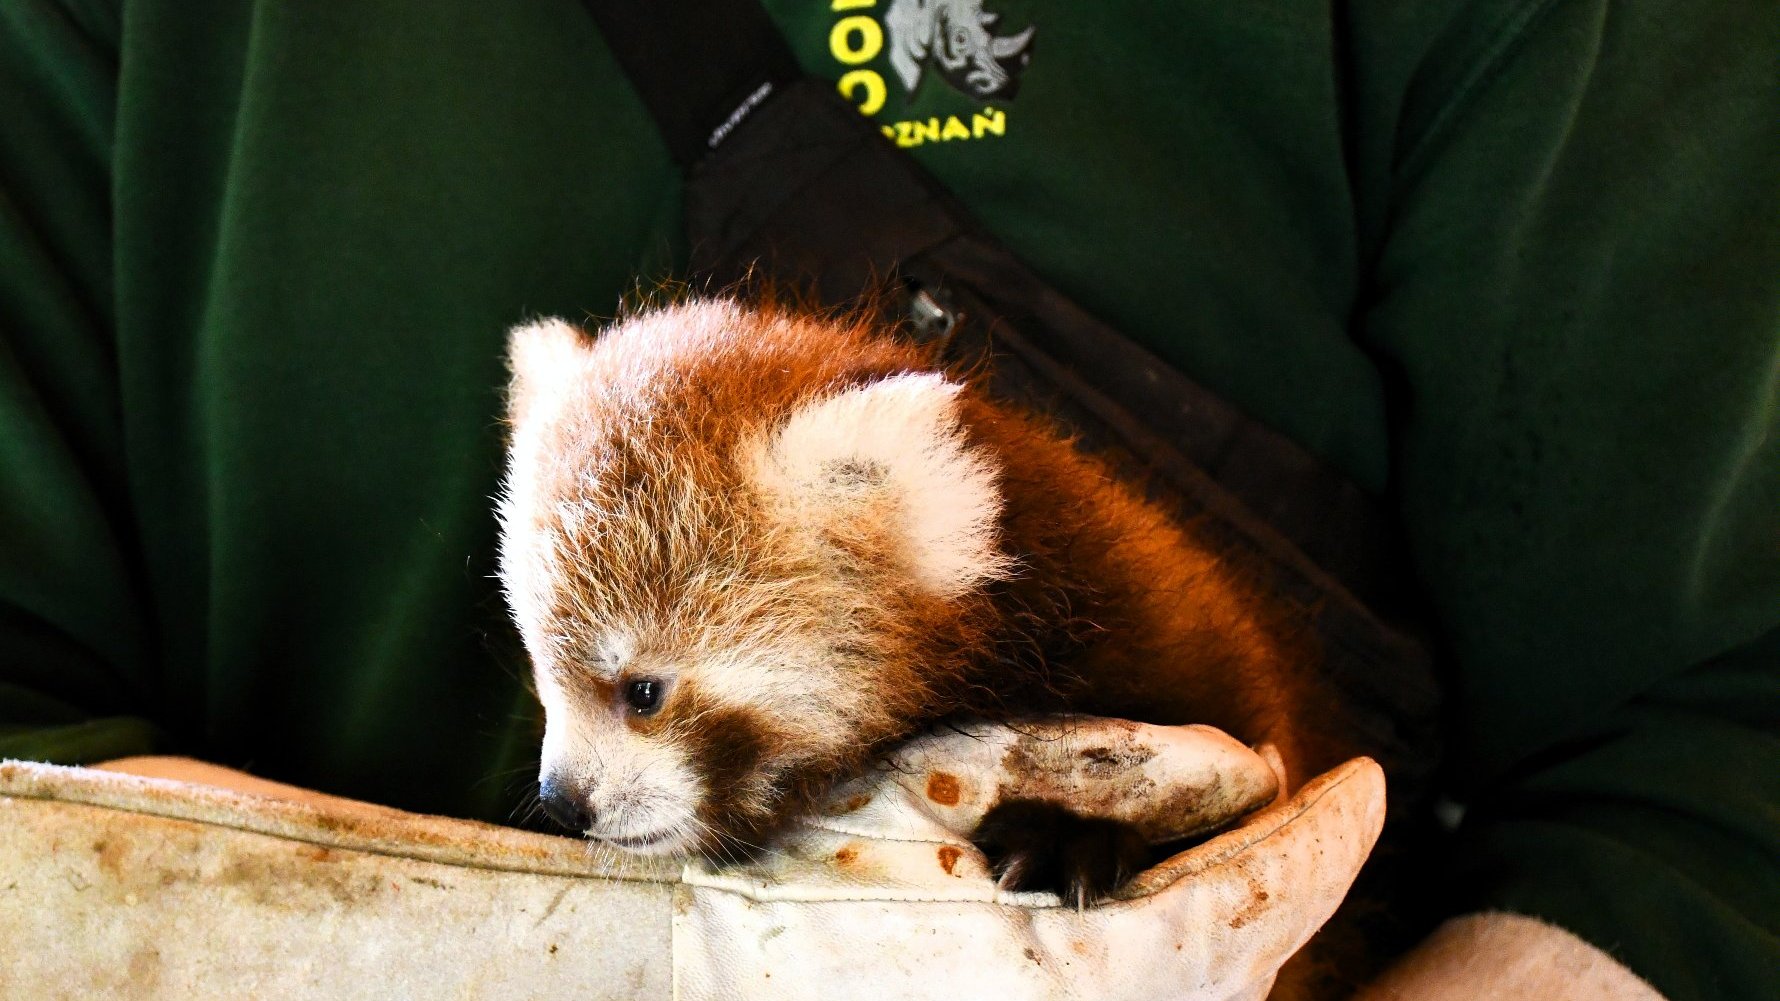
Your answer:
[497,298,1364,896]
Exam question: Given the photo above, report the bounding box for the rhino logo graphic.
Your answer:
[884,0,1036,101]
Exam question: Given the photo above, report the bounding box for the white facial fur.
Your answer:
[497,317,588,667]
[498,309,1013,855]
[528,624,840,854]
[534,671,706,854]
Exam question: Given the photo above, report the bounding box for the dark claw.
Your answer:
[972,799,1150,909]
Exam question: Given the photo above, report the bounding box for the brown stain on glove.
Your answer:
[936,845,962,875]
[925,772,961,806]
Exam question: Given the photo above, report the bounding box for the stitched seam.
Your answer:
[684,765,1363,910]
[797,818,972,847]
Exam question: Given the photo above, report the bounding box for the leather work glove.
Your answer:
[677,718,1386,1001]
[3,718,1382,1001]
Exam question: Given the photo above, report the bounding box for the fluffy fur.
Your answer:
[498,298,1359,860]
[498,298,1394,1000]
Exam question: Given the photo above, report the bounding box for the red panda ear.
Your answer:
[505,318,590,425]
[744,373,1011,597]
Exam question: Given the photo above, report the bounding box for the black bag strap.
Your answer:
[582,0,800,167]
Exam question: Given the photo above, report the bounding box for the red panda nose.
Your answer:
[539,774,595,832]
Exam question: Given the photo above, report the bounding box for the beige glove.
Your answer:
[677,718,1385,1001]
[3,718,1382,1001]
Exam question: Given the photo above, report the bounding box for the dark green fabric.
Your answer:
[1,1,1773,996]
[1452,627,1780,1000]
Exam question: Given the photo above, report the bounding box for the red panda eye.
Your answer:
[624,678,663,715]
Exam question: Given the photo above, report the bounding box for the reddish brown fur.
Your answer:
[502,296,1371,997]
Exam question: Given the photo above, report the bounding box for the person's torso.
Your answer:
[110,1,1389,816]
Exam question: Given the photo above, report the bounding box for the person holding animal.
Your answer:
[0,2,1774,999]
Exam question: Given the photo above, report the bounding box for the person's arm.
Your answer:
[1,0,162,765]
[1354,911,1666,1001]
[1345,1,1779,998]
[87,754,380,811]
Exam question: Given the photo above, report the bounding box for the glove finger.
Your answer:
[676,758,1385,1001]
[863,718,1279,842]
[1042,757,1386,997]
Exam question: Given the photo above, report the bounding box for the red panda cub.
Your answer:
[497,298,1358,902]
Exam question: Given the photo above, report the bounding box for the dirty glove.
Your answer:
[1,718,1382,1001]
[677,717,1385,1001]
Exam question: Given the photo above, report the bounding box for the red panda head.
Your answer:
[497,300,1010,855]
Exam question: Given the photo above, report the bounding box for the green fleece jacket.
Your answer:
[1,2,1774,997]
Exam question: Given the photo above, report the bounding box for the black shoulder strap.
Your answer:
[582,0,800,167]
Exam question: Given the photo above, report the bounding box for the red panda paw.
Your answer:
[973,799,1150,910]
